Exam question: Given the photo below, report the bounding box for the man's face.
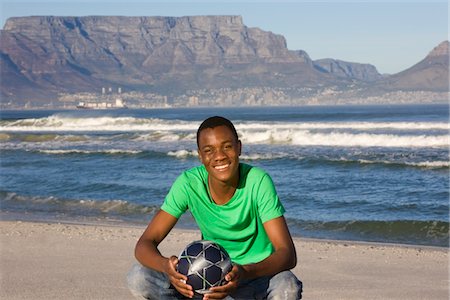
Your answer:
[197,125,241,185]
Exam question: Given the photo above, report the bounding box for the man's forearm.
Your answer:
[241,247,296,279]
[135,239,170,274]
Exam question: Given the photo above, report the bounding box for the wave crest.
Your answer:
[292,219,449,247]
[0,115,198,132]
[240,129,449,148]
[1,191,157,216]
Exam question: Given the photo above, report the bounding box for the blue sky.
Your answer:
[0,0,447,74]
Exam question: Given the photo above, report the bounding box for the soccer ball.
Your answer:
[177,240,232,294]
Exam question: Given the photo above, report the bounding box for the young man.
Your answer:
[127,116,302,299]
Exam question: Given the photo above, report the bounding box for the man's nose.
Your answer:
[213,148,226,161]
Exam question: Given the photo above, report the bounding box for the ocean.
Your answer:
[0,104,448,247]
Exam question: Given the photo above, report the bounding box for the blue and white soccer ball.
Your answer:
[177,240,233,294]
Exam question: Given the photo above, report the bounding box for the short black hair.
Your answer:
[196,116,239,147]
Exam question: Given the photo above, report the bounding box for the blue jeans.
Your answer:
[126,263,302,300]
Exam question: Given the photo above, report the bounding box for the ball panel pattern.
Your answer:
[177,257,190,275]
[177,240,232,294]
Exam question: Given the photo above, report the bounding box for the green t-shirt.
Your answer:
[161,163,285,265]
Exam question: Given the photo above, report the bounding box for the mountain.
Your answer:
[376,41,449,92]
[313,59,383,82]
[0,16,448,107]
[0,16,339,103]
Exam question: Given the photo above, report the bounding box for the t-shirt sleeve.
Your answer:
[257,173,285,223]
[161,173,189,219]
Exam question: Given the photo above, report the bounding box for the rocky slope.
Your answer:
[313,59,383,82]
[377,41,449,92]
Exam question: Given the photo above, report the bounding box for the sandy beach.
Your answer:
[0,220,448,300]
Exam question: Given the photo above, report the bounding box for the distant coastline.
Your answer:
[2,89,448,110]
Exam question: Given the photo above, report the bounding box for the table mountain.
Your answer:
[0,16,336,102]
[0,16,448,105]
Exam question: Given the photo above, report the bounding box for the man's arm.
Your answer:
[240,215,297,278]
[206,216,297,299]
[135,209,194,298]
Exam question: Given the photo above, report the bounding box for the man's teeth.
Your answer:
[215,164,229,170]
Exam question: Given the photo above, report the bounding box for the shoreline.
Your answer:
[1,102,448,111]
[1,220,448,299]
[4,215,450,250]
[1,213,448,250]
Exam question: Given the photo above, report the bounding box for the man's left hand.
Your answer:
[202,264,245,300]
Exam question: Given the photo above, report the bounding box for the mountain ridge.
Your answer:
[376,41,449,92]
[0,16,448,107]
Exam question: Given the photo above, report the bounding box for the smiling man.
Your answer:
[127,116,302,300]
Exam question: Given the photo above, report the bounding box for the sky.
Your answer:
[0,0,447,74]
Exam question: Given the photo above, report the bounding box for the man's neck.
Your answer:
[208,176,239,205]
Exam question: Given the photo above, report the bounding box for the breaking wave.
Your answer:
[239,129,448,148]
[291,219,449,247]
[1,115,448,131]
[1,115,447,148]
[0,115,197,132]
[0,191,157,217]
[37,149,144,155]
[1,147,446,169]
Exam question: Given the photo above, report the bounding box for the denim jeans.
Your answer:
[126,263,302,300]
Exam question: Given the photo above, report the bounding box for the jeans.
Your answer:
[126,263,302,300]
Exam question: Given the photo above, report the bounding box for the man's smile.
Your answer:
[214,163,231,171]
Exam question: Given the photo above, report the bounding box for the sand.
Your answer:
[0,220,448,299]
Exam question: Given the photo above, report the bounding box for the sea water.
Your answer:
[0,104,448,247]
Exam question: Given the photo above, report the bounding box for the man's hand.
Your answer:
[202,264,245,300]
[165,255,194,298]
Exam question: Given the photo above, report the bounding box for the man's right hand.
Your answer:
[166,255,194,298]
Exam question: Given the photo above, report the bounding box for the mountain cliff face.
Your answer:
[1,16,338,102]
[313,59,383,82]
[0,16,448,105]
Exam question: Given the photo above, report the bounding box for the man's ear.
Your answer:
[238,140,242,156]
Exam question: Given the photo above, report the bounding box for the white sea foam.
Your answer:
[240,153,290,160]
[236,121,450,131]
[240,129,449,148]
[166,149,289,160]
[0,116,198,132]
[167,150,198,158]
[38,149,143,155]
[405,161,450,168]
[352,159,449,169]
[1,115,448,132]
[1,116,448,148]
